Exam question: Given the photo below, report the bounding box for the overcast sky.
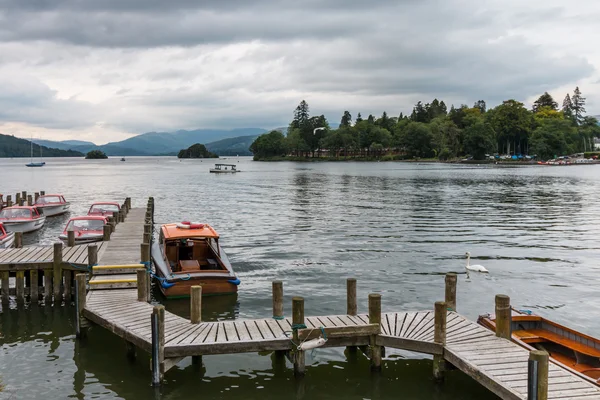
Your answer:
[0,0,598,144]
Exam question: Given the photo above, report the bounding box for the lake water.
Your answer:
[1,157,599,399]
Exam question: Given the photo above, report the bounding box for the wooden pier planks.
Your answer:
[97,208,145,266]
[0,242,105,268]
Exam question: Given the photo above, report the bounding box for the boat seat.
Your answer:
[180,260,200,272]
[514,329,600,358]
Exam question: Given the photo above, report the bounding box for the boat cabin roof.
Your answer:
[68,216,108,222]
[214,164,237,167]
[162,223,220,240]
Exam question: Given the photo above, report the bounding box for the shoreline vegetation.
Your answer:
[177,143,218,158]
[250,89,600,162]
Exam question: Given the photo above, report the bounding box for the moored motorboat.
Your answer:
[0,223,15,248]
[151,222,240,298]
[478,309,600,385]
[210,163,239,173]
[34,194,70,216]
[87,202,121,217]
[0,206,46,233]
[58,216,108,244]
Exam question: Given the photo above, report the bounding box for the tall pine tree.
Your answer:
[340,111,352,127]
[562,94,574,122]
[355,113,363,123]
[571,87,586,125]
[532,92,558,112]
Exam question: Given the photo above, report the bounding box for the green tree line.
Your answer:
[250,88,600,161]
[0,134,83,158]
[177,143,218,158]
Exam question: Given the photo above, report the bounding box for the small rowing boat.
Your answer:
[58,216,108,244]
[34,194,70,216]
[209,163,239,173]
[151,222,239,298]
[478,309,600,385]
[87,202,121,217]
[0,223,15,248]
[0,206,46,233]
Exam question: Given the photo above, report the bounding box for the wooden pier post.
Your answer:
[433,301,447,381]
[108,216,116,233]
[345,278,358,353]
[191,285,202,324]
[151,305,165,386]
[292,296,305,376]
[88,244,98,269]
[35,192,39,202]
[44,269,53,303]
[53,242,63,304]
[141,243,150,263]
[19,198,24,206]
[445,273,457,312]
[144,223,152,234]
[112,211,119,225]
[495,294,512,340]
[30,269,39,303]
[0,271,8,303]
[272,281,283,319]
[137,269,149,302]
[40,190,45,196]
[143,232,151,245]
[15,193,20,206]
[528,350,549,400]
[6,195,11,207]
[14,232,23,248]
[103,225,111,241]
[126,197,131,210]
[67,230,75,247]
[75,273,89,338]
[21,191,27,202]
[27,194,33,206]
[368,293,382,371]
[119,209,125,223]
[15,271,24,302]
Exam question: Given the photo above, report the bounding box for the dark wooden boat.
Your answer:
[151,222,239,298]
[478,309,600,385]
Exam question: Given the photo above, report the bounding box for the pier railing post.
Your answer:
[67,230,75,247]
[445,273,457,312]
[21,191,27,203]
[6,195,11,207]
[495,294,512,340]
[143,232,151,245]
[15,193,20,206]
[88,244,98,271]
[34,192,39,202]
[433,301,447,381]
[151,305,165,386]
[103,225,111,241]
[112,211,119,226]
[14,232,23,248]
[75,273,89,338]
[53,242,63,304]
[137,269,149,302]
[27,195,33,206]
[191,285,202,323]
[272,281,283,319]
[528,350,548,400]
[368,293,382,371]
[292,296,305,376]
[347,278,357,316]
[141,243,150,263]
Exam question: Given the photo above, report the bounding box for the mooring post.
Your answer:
[30,269,39,303]
[347,278,357,316]
[15,193,20,206]
[495,294,512,339]
[107,216,115,233]
[137,269,149,302]
[44,269,53,303]
[19,198,24,206]
[272,281,283,319]
[143,232,151,245]
[34,192,39,202]
[103,225,111,241]
[112,211,119,226]
[445,273,457,312]
[21,191,27,202]
[15,271,24,302]
[141,243,150,263]
[0,272,8,303]
[64,269,72,302]
[75,273,89,338]
[126,197,131,210]
[191,285,202,324]
[40,190,45,196]
[53,242,63,304]
[528,350,549,400]
[88,244,98,270]
[151,305,165,386]
[368,293,382,371]
[27,195,33,206]
[433,301,447,381]
[292,296,305,376]
[6,195,11,207]
[14,232,23,248]
[67,230,75,247]
[119,209,125,223]
[144,223,152,235]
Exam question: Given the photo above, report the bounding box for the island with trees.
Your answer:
[250,87,600,161]
[85,150,108,159]
[177,143,218,158]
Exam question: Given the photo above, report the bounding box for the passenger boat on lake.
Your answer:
[478,309,600,385]
[0,223,15,248]
[58,216,108,244]
[87,202,121,217]
[151,222,240,298]
[0,206,46,233]
[209,163,239,173]
[34,194,70,216]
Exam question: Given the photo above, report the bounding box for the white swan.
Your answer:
[465,252,489,273]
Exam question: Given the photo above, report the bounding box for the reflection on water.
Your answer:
[1,157,600,399]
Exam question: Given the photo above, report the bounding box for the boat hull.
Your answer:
[0,232,15,248]
[38,203,70,217]
[59,233,103,244]
[1,217,46,233]
[209,169,238,173]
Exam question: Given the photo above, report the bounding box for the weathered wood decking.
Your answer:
[0,242,106,267]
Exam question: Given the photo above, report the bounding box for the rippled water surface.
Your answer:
[1,157,600,399]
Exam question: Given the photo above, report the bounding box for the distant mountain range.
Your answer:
[32,128,269,156]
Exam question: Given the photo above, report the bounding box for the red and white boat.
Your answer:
[34,194,70,217]
[0,206,46,233]
[59,216,108,244]
[0,223,15,248]
[87,202,121,217]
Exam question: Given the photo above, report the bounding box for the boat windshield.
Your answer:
[66,219,105,231]
[36,196,62,204]
[89,204,119,214]
[0,209,31,219]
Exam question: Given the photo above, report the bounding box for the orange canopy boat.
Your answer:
[479,309,600,385]
[151,222,239,298]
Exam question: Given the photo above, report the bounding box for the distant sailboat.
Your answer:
[26,137,46,167]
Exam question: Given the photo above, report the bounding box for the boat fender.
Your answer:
[228,278,241,285]
[298,337,327,351]
[160,280,175,289]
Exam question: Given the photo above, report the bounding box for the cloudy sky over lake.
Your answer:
[0,0,598,143]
